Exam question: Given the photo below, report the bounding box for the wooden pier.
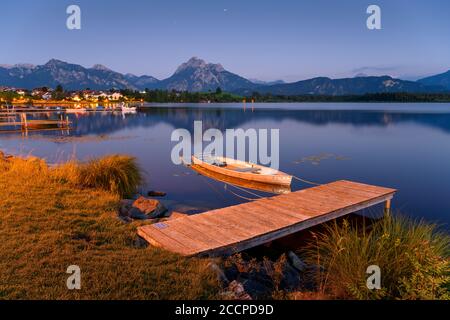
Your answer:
[0,113,71,132]
[138,180,396,257]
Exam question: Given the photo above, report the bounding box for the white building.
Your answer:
[108,92,123,101]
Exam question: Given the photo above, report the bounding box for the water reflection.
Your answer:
[1,103,450,227]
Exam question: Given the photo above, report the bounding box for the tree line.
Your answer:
[122,89,450,103]
[2,86,450,105]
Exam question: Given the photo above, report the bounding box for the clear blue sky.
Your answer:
[1,0,449,81]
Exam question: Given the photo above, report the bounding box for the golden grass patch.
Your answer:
[0,155,219,299]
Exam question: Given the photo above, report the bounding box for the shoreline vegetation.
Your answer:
[1,151,449,299]
[2,88,450,107]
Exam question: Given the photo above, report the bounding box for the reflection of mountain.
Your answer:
[61,107,450,137]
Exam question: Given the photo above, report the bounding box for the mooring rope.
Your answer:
[226,188,260,201]
[291,175,322,186]
[224,183,265,199]
[198,174,228,201]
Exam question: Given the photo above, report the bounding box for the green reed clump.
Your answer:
[303,215,450,300]
[75,155,142,198]
[1,153,143,198]
[51,154,142,197]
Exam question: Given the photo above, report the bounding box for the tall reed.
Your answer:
[303,215,450,300]
[69,155,142,198]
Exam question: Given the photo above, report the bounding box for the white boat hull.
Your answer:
[192,155,292,186]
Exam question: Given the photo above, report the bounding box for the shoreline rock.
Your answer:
[147,190,167,197]
[119,196,167,220]
[288,251,307,272]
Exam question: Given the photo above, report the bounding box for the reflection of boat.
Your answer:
[121,108,137,114]
[66,108,87,114]
[191,155,293,186]
[120,103,137,113]
[190,163,291,194]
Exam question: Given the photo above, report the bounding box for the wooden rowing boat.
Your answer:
[191,155,293,186]
[190,163,291,194]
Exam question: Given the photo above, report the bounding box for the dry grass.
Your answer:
[0,154,219,299]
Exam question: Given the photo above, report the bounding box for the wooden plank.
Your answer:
[217,206,289,232]
[141,223,210,254]
[137,225,193,255]
[190,215,251,243]
[263,198,322,220]
[333,180,395,196]
[251,199,315,221]
[137,180,397,257]
[193,213,256,238]
[202,193,394,257]
[243,201,302,223]
[166,221,228,248]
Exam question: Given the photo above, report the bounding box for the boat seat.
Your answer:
[233,167,261,173]
[211,161,227,167]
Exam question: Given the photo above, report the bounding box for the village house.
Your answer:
[42,92,52,100]
[108,92,123,101]
[31,87,52,98]
[70,93,82,102]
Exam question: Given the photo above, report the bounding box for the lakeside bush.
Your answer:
[52,155,142,197]
[74,155,142,198]
[303,215,450,300]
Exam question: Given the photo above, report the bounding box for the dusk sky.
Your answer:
[1,0,449,81]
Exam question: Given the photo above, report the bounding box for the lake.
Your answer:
[1,103,450,227]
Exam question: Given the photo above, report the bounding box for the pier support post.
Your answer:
[384,199,391,216]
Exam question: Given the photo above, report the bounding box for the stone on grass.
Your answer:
[208,262,229,285]
[118,196,167,220]
[119,199,134,217]
[128,207,151,220]
[227,280,252,300]
[288,251,307,272]
[131,196,167,219]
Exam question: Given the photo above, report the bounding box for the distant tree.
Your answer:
[52,84,65,100]
[215,87,222,95]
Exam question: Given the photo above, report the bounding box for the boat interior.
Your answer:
[198,155,279,175]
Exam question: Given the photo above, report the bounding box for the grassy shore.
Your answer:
[0,153,219,299]
[1,152,448,300]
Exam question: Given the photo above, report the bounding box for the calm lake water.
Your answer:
[1,103,450,227]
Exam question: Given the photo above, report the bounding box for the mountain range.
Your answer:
[1,57,449,95]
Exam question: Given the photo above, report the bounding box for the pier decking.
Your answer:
[0,113,71,132]
[138,180,396,257]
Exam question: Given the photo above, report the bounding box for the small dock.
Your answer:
[0,113,71,132]
[138,180,396,257]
